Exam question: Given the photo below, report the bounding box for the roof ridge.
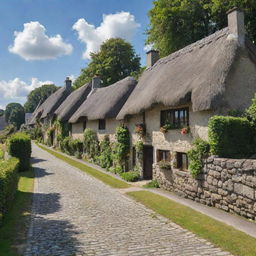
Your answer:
[147,27,229,72]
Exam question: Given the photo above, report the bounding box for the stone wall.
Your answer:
[153,157,256,220]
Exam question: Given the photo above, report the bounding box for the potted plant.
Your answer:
[135,124,146,137]
[158,160,171,170]
[160,123,172,133]
[180,126,190,135]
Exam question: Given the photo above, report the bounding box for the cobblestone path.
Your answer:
[25,144,231,256]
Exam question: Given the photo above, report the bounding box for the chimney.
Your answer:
[227,7,245,46]
[92,76,101,89]
[146,50,159,68]
[65,77,72,90]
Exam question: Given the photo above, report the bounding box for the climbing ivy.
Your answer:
[97,135,113,169]
[83,128,99,161]
[187,138,210,178]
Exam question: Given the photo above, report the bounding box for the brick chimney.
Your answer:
[146,50,159,68]
[227,7,245,47]
[92,75,101,89]
[65,77,72,90]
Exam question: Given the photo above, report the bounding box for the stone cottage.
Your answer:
[69,76,137,142]
[117,8,256,180]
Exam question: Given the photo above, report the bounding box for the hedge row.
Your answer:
[0,158,19,222]
[208,116,256,158]
[8,132,31,171]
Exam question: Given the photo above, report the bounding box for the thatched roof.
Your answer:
[117,27,255,119]
[55,82,92,121]
[69,77,137,123]
[29,86,71,124]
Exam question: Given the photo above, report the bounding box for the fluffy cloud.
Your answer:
[0,78,53,109]
[9,21,73,60]
[73,12,140,59]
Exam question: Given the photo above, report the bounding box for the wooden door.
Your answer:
[143,145,153,180]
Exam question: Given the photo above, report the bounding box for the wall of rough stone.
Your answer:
[153,157,256,220]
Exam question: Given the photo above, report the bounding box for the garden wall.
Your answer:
[153,157,256,220]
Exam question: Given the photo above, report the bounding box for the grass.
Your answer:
[37,143,130,189]
[0,169,34,256]
[127,190,256,256]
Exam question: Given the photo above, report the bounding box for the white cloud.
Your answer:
[9,21,73,60]
[0,78,53,109]
[73,12,140,59]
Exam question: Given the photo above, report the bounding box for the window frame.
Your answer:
[160,107,189,129]
[176,152,189,171]
[157,149,171,162]
[98,119,106,130]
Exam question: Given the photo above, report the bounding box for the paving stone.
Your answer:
[24,144,232,256]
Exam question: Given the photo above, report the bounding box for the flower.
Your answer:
[180,127,190,135]
[134,124,146,137]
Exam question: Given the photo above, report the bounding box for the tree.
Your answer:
[5,103,25,129]
[147,0,256,57]
[0,109,4,117]
[24,84,58,113]
[73,38,141,89]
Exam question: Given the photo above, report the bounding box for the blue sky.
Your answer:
[0,0,153,109]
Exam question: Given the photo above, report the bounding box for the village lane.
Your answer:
[25,143,231,256]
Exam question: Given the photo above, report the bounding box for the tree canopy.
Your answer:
[5,103,25,129]
[73,38,141,89]
[147,0,256,57]
[24,84,58,113]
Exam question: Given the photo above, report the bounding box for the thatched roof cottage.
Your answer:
[117,8,256,179]
[55,81,92,122]
[69,76,137,141]
[29,77,72,126]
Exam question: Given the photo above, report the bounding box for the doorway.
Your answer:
[143,145,153,180]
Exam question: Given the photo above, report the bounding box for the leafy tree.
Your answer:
[73,38,141,89]
[147,0,256,57]
[24,84,58,113]
[5,103,25,129]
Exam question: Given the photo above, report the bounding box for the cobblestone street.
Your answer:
[25,144,231,256]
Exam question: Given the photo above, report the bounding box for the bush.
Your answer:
[0,158,19,222]
[120,171,140,182]
[97,135,113,168]
[8,133,31,171]
[83,128,99,161]
[208,116,256,158]
[188,138,210,178]
[143,180,160,188]
[72,139,83,158]
[246,94,256,126]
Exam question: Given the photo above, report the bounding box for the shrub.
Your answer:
[188,138,210,178]
[245,94,256,126]
[8,133,31,171]
[109,166,123,175]
[72,139,83,158]
[143,180,160,188]
[0,158,19,222]
[113,125,130,168]
[83,128,99,162]
[208,116,256,158]
[120,171,140,182]
[97,135,113,168]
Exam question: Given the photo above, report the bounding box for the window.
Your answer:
[98,119,106,130]
[176,152,189,171]
[160,108,189,128]
[157,150,171,162]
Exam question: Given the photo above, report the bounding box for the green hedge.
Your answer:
[8,133,31,171]
[120,171,140,182]
[0,158,19,222]
[208,116,256,158]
